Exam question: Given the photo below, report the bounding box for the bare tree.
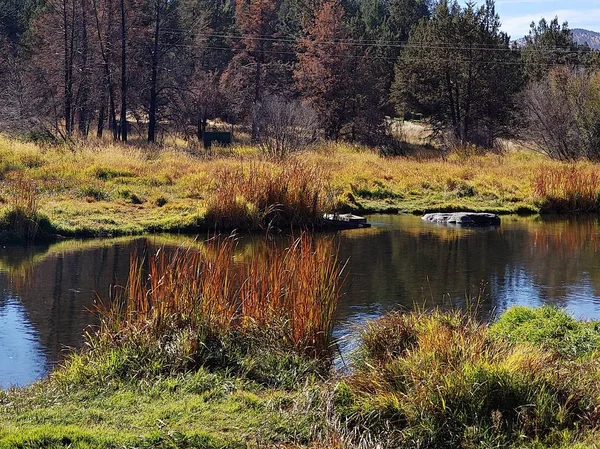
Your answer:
[257,95,318,158]
[522,68,600,161]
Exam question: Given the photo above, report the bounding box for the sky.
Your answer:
[466,0,600,39]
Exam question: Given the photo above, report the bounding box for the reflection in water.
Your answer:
[3,215,600,387]
[0,296,48,388]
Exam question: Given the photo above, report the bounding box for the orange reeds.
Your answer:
[205,159,334,230]
[100,234,344,358]
[534,165,600,213]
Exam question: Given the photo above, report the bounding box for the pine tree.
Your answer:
[393,0,523,146]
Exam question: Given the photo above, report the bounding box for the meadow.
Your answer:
[2,133,600,242]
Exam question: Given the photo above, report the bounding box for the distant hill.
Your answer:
[572,29,600,50]
[513,28,600,50]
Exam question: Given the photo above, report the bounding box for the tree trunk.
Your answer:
[119,0,127,142]
[251,51,262,143]
[77,0,90,136]
[62,0,73,137]
[147,0,160,143]
[92,0,118,139]
[97,101,106,137]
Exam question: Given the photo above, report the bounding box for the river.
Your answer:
[2,214,600,388]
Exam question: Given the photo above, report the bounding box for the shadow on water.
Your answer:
[3,214,600,386]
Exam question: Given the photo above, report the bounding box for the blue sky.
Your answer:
[466,0,600,38]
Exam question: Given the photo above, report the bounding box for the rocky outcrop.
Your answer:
[422,212,500,227]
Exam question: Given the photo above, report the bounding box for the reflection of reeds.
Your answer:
[100,234,344,360]
[534,166,600,213]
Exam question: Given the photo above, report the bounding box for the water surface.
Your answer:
[2,214,600,387]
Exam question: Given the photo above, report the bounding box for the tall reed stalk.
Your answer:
[534,165,600,212]
[98,234,344,363]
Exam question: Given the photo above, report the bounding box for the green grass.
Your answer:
[335,308,600,448]
[0,133,593,243]
[490,305,600,359]
[0,368,324,448]
[3,299,600,448]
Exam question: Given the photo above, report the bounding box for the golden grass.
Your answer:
[534,165,600,213]
[2,134,600,239]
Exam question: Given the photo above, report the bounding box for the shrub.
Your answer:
[523,68,600,161]
[257,95,319,159]
[337,308,600,448]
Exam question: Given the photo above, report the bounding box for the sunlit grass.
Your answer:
[2,133,600,241]
[337,307,600,448]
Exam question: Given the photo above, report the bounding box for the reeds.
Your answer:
[534,165,600,213]
[204,159,335,230]
[1,179,53,242]
[95,234,344,379]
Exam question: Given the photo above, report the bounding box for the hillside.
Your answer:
[514,28,600,49]
[572,28,600,50]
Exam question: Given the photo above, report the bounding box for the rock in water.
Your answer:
[422,212,500,227]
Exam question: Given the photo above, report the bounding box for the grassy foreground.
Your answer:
[2,135,600,242]
[3,305,600,448]
[2,233,600,448]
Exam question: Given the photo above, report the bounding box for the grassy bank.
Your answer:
[3,234,600,447]
[2,135,600,242]
[3,305,600,448]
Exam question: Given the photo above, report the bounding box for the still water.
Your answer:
[2,214,600,388]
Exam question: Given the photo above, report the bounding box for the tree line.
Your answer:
[0,0,599,158]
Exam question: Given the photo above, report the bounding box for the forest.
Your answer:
[1,0,599,159]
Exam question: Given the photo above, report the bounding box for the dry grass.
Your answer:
[3,133,600,241]
[336,308,600,448]
[94,233,344,379]
[534,165,600,213]
[204,160,334,230]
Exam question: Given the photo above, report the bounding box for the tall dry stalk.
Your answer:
[99,234,344,358]
[534,165,600,212]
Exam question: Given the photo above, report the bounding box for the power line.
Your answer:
[150,28,594,52]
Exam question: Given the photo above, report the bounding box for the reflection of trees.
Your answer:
[0,239,146,365]
[335,215,600,321]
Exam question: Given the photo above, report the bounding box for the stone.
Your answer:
[422,212,500,227]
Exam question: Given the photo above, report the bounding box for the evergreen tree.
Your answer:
[521,17,591,81]
[393,0,523,146]
[294,0,355,139]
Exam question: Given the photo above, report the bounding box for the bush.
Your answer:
[523,68,600,161]
[257,95,319,159]
[337,308,600,448]
[490,306,600,359]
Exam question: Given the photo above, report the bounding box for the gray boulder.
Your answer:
[422,212,500,227]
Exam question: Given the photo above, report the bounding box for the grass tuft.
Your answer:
[337,308,600,448]
[534,165,600,213]
[56,234,344,388]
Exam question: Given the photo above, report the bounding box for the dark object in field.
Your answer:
[203,131,233,148]
[323,213,371,229]
[422,212,500,227]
